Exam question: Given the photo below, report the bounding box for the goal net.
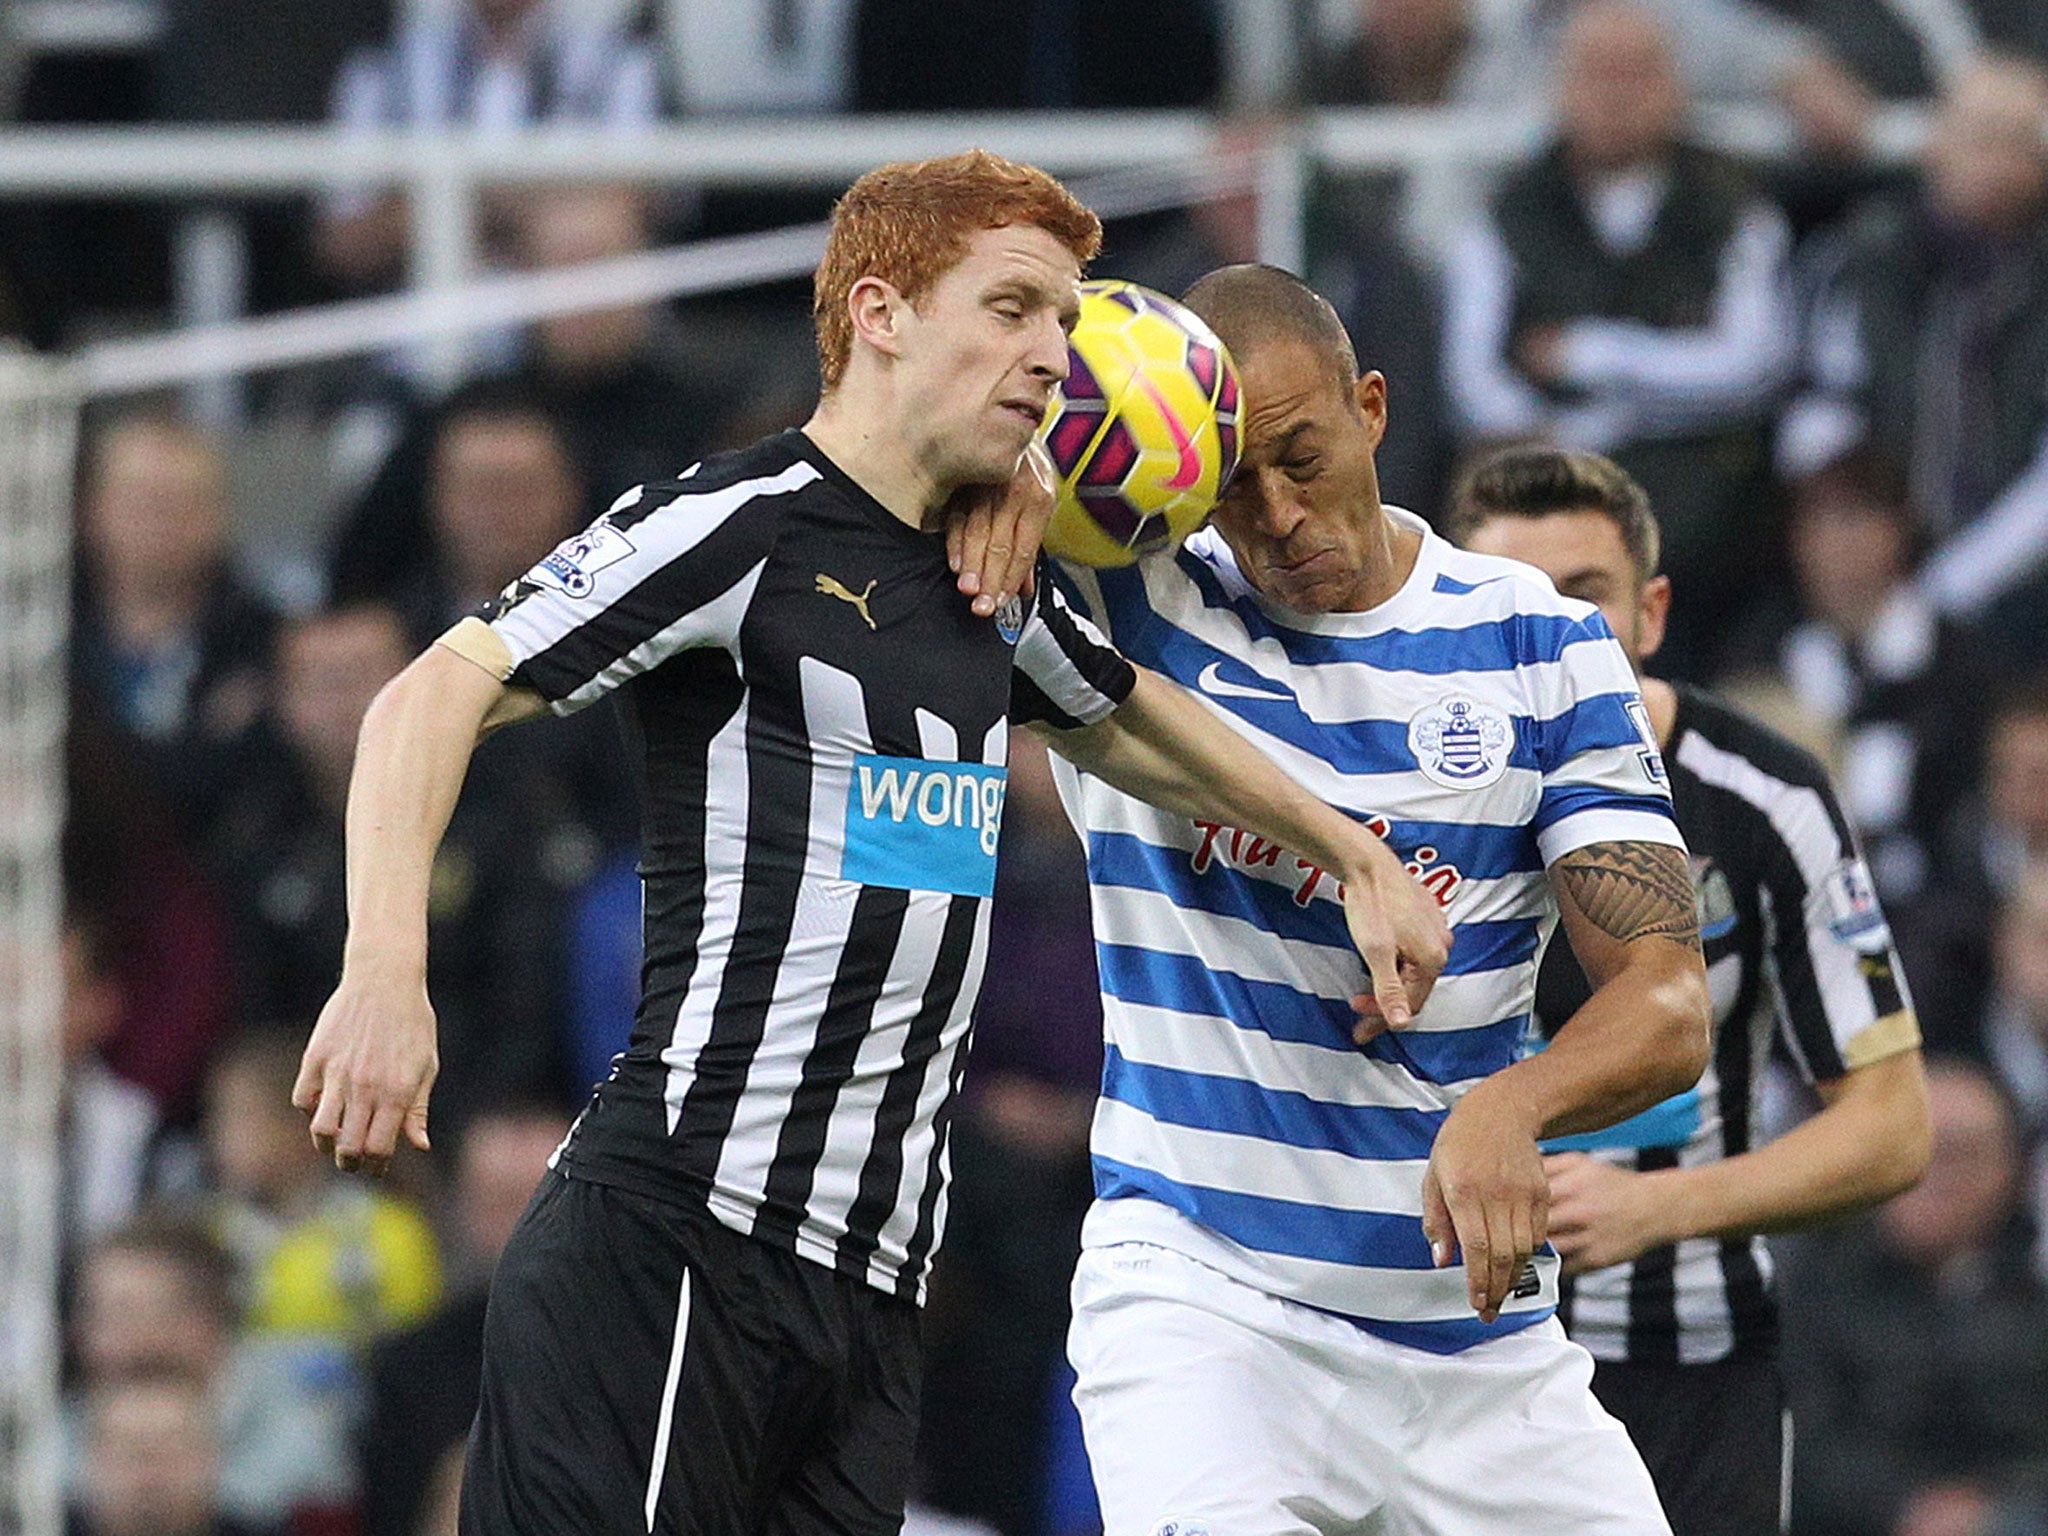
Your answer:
[0,345,77,1536]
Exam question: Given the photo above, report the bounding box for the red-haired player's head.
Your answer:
[809,151,1101,500]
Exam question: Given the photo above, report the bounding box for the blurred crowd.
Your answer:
[13,2,2048,1535]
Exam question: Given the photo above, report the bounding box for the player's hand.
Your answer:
[1421,1081,1548,1324]
[1340,844,1450,1042]
[291,969,439,1177]
[945,439,1055,617]
[1542,1151,1673,1274]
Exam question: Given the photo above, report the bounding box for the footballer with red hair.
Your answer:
[293,151,1448,1533]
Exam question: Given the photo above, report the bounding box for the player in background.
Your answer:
[289,155,1448,1535]
[1446,446,1931,1536]
[1048,263,1709,1535]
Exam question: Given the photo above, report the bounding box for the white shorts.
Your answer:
[1068,1243,1670,1536]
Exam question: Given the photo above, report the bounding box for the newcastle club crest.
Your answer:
[1408,695,1514,790]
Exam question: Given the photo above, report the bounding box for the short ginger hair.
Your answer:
[812,149,1101,390]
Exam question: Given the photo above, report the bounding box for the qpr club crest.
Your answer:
[1408,694,1514,790]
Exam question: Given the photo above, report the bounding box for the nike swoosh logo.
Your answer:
[1197,660,1291,701]
[1136,375,1203,490]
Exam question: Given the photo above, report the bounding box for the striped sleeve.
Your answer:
[1529,611,1684,867]
[1011,558,1137,730]
[479,462,813,713]
[1677,731,1919,1081]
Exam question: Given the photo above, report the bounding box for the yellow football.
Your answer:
[1038,280,1242,568]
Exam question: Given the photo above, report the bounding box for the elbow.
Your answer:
[1873,1071,1935,1202]
[1876,1123,1932,1204]
[358,644,478,752]
[1650,963,1713,1102]
[362,656,432,733]
[357,669,409,747]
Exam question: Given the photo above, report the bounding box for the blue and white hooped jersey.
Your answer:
[1054,508,1686,1354]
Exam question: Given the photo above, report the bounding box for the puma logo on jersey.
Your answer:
[815,573,877,630]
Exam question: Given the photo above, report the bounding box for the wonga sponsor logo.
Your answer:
[843,755,1007,897]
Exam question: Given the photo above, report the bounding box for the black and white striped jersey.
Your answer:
[471,429,1135,1301]
[1535,684,1919,1365]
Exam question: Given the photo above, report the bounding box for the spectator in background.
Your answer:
[517,186,730,502]
[402,383,584,637]
[64,705,237,1123]
[917,729,1100,1536]
[73,412,277,844]
[1904,679,2048,1053]
[1771,0,2048,100]
[1984,866,2048,1144]
[70,1373,284,1536]
[1309,0,1474,106]
[1786,54,2048,662]
[660,0,855,113]
[414,384,642,856]
[358,1103,570,1536]
[333,381,642,858]
[315,0,663,292]
[1310,0,1507,290]
[853,0,1220,110]
[201,1029,441,1349]
[208,605,576,1133]
[1460,0,1876,156]
[70,1217,353,1528]
[329,193,729,615]
[1729,449,1991,907]
[59,906,172,1259]
[1943,679,2048,920]
[1319,239,1457,521]
[1782,1058,2048,1536]
[153,0,391,316]
[1442,0,1797,677]
[331,377,579,619]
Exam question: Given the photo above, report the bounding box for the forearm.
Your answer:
[340,645,509,977]
[1042,666,1391,882]
[1635,1050,1930,1244]
[1480,940,1709,1140]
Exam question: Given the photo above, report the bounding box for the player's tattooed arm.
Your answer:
[1552,841,1702,953]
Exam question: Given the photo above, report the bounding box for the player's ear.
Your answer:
[847,276,909,361]
[1352,370,1388,450]
[1638,574,1672,661]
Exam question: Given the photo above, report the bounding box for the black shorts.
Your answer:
[1591,1353,1787,1536]
[461,1172,923,1536]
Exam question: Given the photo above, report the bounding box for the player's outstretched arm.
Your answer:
[1034,665,1450,1031]
[1421,839,1710,1323]
[1545,1047,1930,1273]
[291,637,547,1175]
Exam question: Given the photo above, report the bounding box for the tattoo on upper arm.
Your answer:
[1554,841,1702,951]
